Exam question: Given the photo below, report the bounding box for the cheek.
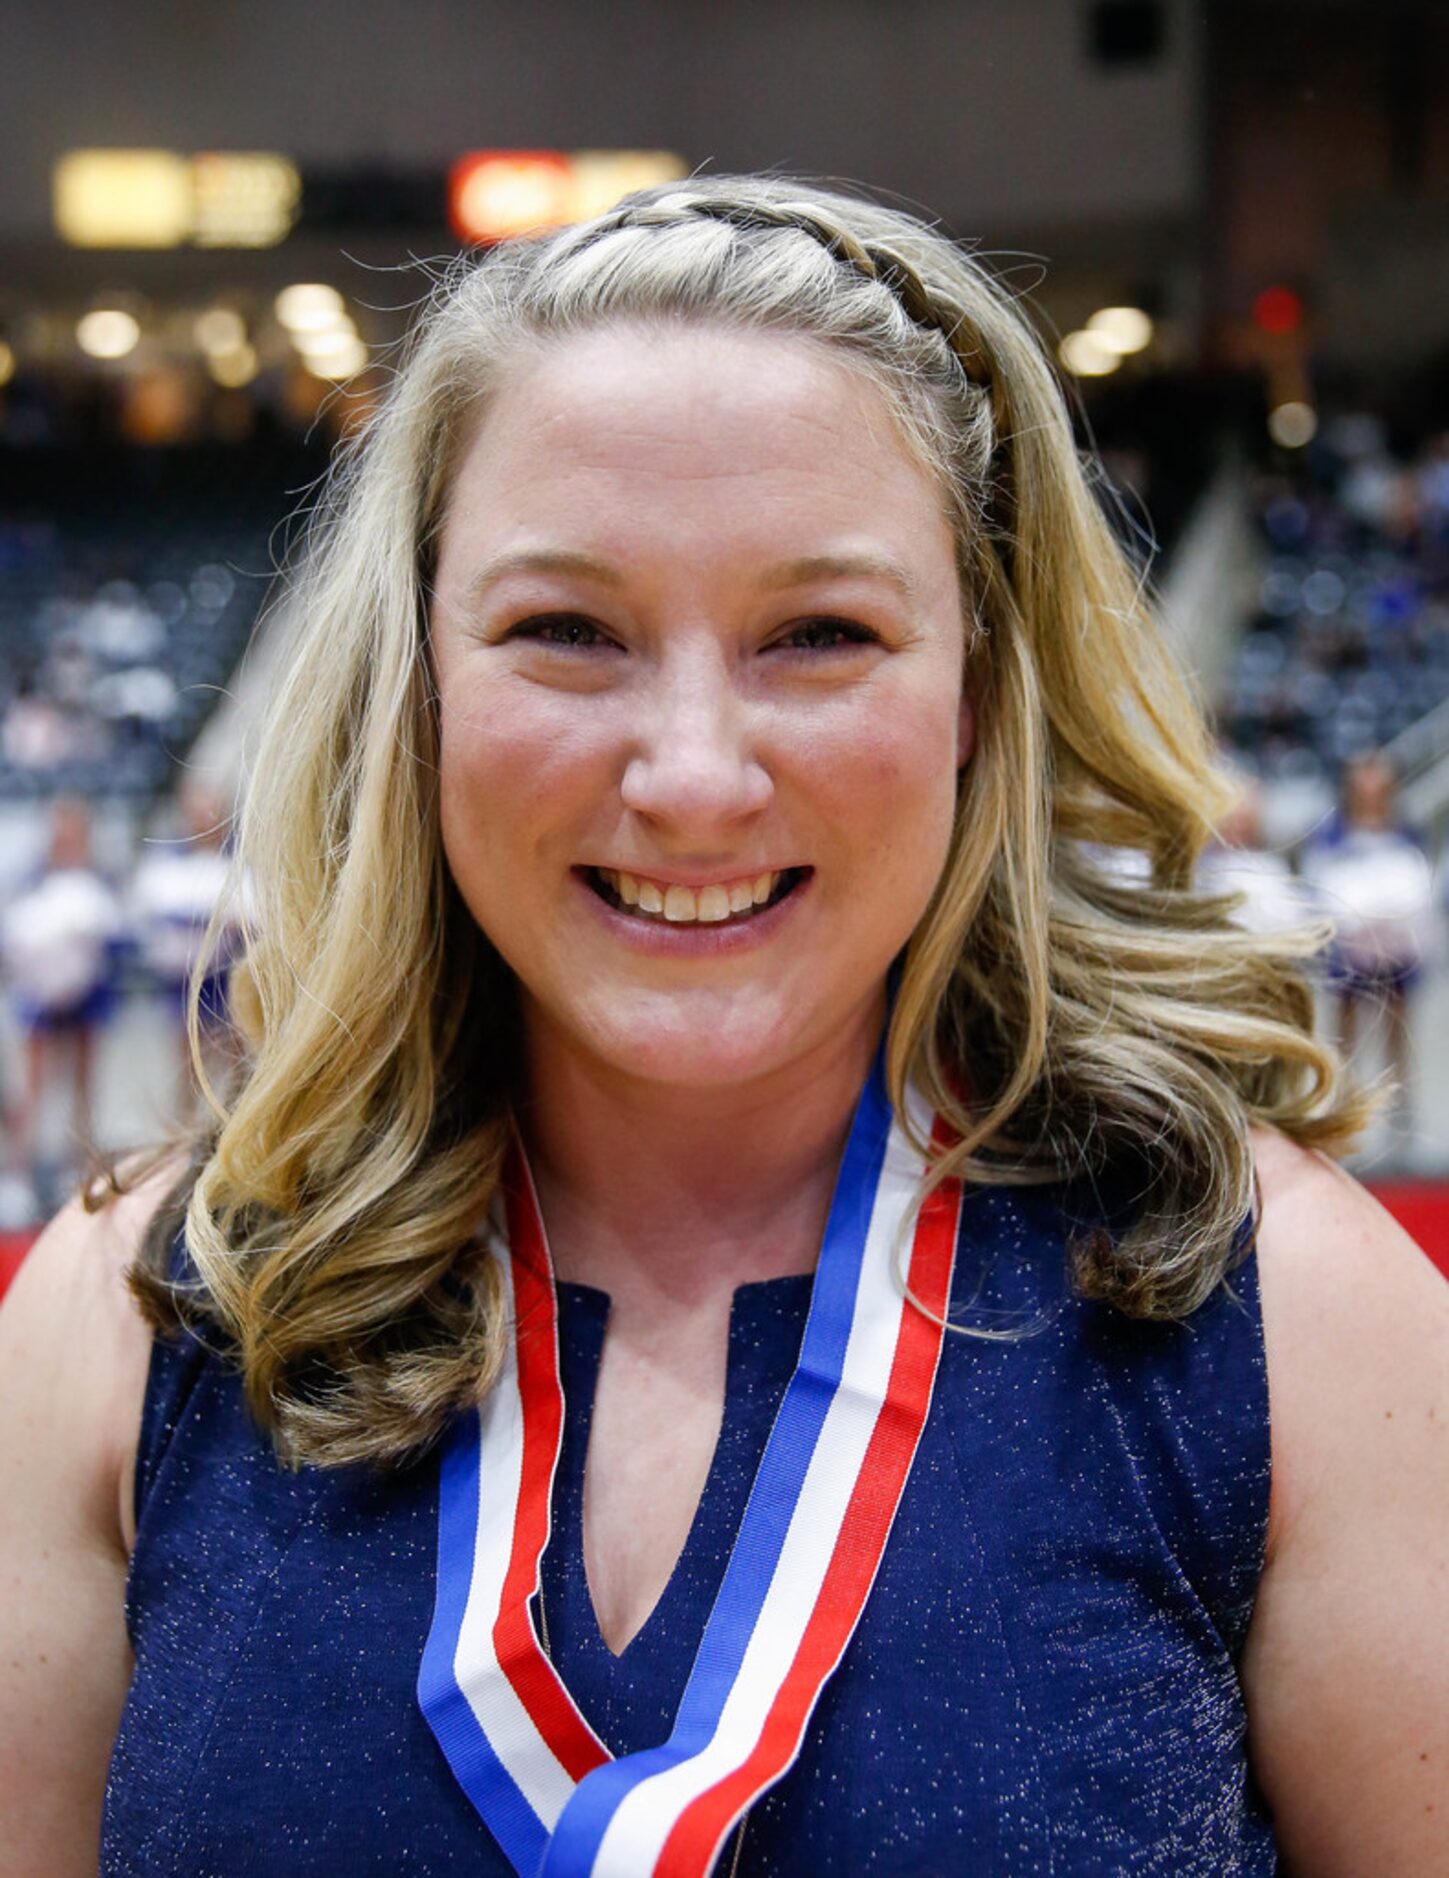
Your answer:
[437,679,605,824]
[826,696,962,860]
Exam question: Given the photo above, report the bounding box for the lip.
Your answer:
[571,865,813,954]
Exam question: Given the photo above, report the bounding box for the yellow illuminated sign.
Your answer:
[192,153,301,248]
[568,152,689,222]
[55,151,192,248]
[54,150,301,249]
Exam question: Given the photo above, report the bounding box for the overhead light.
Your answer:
[303,335,369,381]
[54,150,191,248]
[275,283,346,332]
[1268,401,1317,449]
[563,150,688,222]
[447,149,688,243]
[194,306,247,355]
[54,148,300,248]
[295,321,359,363]
[77,308,141,360]
[208,343,259,388]
[191,152,300,248]
[449,152,573,243]
[1086,306,1153,355]
[1058,330,1120,377]
[0,341,14,387]
[1253,286,1304,336]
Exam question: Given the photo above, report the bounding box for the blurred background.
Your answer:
[0,0,1446,1268]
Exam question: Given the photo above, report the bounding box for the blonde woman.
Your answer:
[3,179,1446,1876]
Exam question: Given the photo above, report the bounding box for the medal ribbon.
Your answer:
[419,1055,961,1876]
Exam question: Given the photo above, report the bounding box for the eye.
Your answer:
[773,616,881,652]
[507,612,617,650]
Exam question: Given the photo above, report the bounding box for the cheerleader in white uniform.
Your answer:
[0,799,122,1177]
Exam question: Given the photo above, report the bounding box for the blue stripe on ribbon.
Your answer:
[419,1407,550,1876]
[542,1049,894,1874]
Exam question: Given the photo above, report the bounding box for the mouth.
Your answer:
[583,865,811,926]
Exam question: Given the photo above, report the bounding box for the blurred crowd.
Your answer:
[0,787,238,1224]
[1199,751,1442,1135]
[1223,415,1449,790]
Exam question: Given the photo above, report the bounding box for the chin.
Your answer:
[572,985,823,1090]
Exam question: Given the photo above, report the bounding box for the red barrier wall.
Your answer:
[0,1235,32,1301]
[3,1186,1448,1306]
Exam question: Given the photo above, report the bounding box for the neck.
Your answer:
[517,995,886,1312]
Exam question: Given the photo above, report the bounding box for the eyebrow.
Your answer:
[462,546,921,604]
[464,548,625,600]
[758,553,921,603]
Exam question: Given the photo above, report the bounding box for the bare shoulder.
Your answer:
[0,1155,181,1552]
[1250,1119,1444,1297]
[1248,1126,1449,1553]
[0,1156,183,1874]
[1242,1127,1449,1872]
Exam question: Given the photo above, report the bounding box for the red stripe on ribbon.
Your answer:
[658,1157,963,1875]
[493,1156,609,1785]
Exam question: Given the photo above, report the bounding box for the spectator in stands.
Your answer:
[1197,769,1320,939]
[0,797,122,1193]
[1,672,79,770]
[129,781,239,1115]
[1300,751,1438,1126]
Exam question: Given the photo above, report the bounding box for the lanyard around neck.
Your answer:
[419,1053,962,1876]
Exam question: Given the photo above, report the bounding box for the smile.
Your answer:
[586,866,809,925]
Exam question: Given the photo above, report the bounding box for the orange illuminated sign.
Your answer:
[448,149,687,243]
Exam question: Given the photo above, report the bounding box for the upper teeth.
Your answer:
[596,869,782,923]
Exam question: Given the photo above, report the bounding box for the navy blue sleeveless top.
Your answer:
[102,1181,1277,1874]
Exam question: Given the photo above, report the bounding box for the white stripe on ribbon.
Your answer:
[452,1250,579,1837]
[586,1083,936,1874]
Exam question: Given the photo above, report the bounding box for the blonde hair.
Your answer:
[128,176,1370,1467]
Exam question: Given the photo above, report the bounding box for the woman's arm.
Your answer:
[0,1177,161,1877]
[1242,1130,1449,1873]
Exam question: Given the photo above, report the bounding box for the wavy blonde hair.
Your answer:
[128,175,1370,1467]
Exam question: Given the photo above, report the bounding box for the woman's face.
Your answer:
[429,325,972,1093]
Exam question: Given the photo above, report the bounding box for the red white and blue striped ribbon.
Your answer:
[418,1055,961,1876]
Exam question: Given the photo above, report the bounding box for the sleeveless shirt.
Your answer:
[102,1179,1277,1874]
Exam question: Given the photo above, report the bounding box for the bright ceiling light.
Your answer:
[191,152,300,248]
[77,308,141,360]
[194,306,247,355]
[1268,401,1317,449]
[274,283,346,333]
[449,152,573,242]
[295,321,360,361]
[208,343,259,388]
[1086,306,1154,355]
[303,335,369,381]
[568,151,689,221]
[1058,330,1120,377]
[54,150,191,248]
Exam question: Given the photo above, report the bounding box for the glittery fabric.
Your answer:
[102,1182,1276,1875]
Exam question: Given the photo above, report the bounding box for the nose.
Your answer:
[619,645,773,835]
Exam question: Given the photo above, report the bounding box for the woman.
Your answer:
[1300,750,1437,1121]
[2,178,1445,1875]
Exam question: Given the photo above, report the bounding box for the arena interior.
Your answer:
[1,0,1447,1287]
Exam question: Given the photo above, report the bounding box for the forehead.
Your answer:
[436,324,956,572]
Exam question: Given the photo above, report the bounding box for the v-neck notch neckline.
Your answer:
[541,1275,815,1749]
